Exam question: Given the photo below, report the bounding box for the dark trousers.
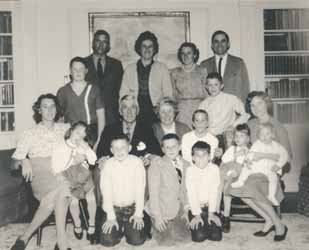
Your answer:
[97,205,151,247]
[188,207,222,242]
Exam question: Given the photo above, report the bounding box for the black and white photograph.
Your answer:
[0,0,309,250]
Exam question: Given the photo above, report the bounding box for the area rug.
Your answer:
[1,214,308,250]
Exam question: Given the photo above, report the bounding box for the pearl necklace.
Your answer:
[182,63,196,73]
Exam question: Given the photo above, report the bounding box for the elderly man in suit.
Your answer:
[97,94,162,159]
[84,30,123,126]
[201,30,250,102]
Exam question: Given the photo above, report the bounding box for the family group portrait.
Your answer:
[0,1,309,250]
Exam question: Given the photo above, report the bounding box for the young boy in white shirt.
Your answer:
[99,134,149,247]
[199,72,250,152]
[182,109,219,164]
[185,141,222,242]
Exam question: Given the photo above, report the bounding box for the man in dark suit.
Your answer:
[97,95,162,158]
[85,30,123,126]
[201,30,250,102]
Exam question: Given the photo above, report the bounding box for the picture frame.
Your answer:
[88,11,190,68]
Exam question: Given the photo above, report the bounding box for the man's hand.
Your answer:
[102,219,119,234]
[214,148,223,158]
[189,214,204,230]
[140,156,151,167]
[129,215,144,230]
[22,159,33,182]
[208,213,221,227]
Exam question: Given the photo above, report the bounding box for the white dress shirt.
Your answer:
[186,162,220,215]
[199,92,250,135]
[101,155,146,220]
[215,54,227,77]
[181,131,218,163]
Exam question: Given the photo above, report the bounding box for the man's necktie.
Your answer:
[218,57,223,77]
[172,159,182,184]
[97,58,104,81]
[125,126,131,141]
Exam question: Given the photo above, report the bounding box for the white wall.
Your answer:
[1,0,309,192]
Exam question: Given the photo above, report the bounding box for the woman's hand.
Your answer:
[271,164,281,173]
[189,214,204,230]
[129,215,144,230]
[102,219,119,234]
[22,159,33,182]
[97,156,110,170]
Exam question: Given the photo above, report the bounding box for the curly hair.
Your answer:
[177,42,200,64]
[156,96,178,119]
[32,93,63,123]
[134,31,159,57]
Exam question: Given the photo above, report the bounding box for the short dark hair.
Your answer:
[161,133,180,146]
[177,42,200,64]
[64,121,88,141]
[32,93,63,124]
[246,91,273,117]
[134,31,159,57]
[93,29,111,53]
[211,30,230,44]
[191,141,211,156]
[192,109,208,122]
[235,123,251,137]
[110,133,130,147]
[206,72,223,84]
[69,56,88,69]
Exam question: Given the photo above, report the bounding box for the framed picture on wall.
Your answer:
[88,11,190,69]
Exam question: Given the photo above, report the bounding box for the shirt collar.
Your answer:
[215,53,228,63]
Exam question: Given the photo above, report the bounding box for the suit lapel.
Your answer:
[88,55,100,83]
[210,56,217,72]
[223,54,235,79]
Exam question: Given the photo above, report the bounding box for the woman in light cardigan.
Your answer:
[119,31,173,127]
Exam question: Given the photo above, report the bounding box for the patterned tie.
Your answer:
[125,125,131,141]
[172,159,182,184]
[97,58,104,82]
[218,57,223,77]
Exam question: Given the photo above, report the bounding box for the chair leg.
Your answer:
[79,200,89,229]
[276,206,282,219]
[36,226,43,246]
